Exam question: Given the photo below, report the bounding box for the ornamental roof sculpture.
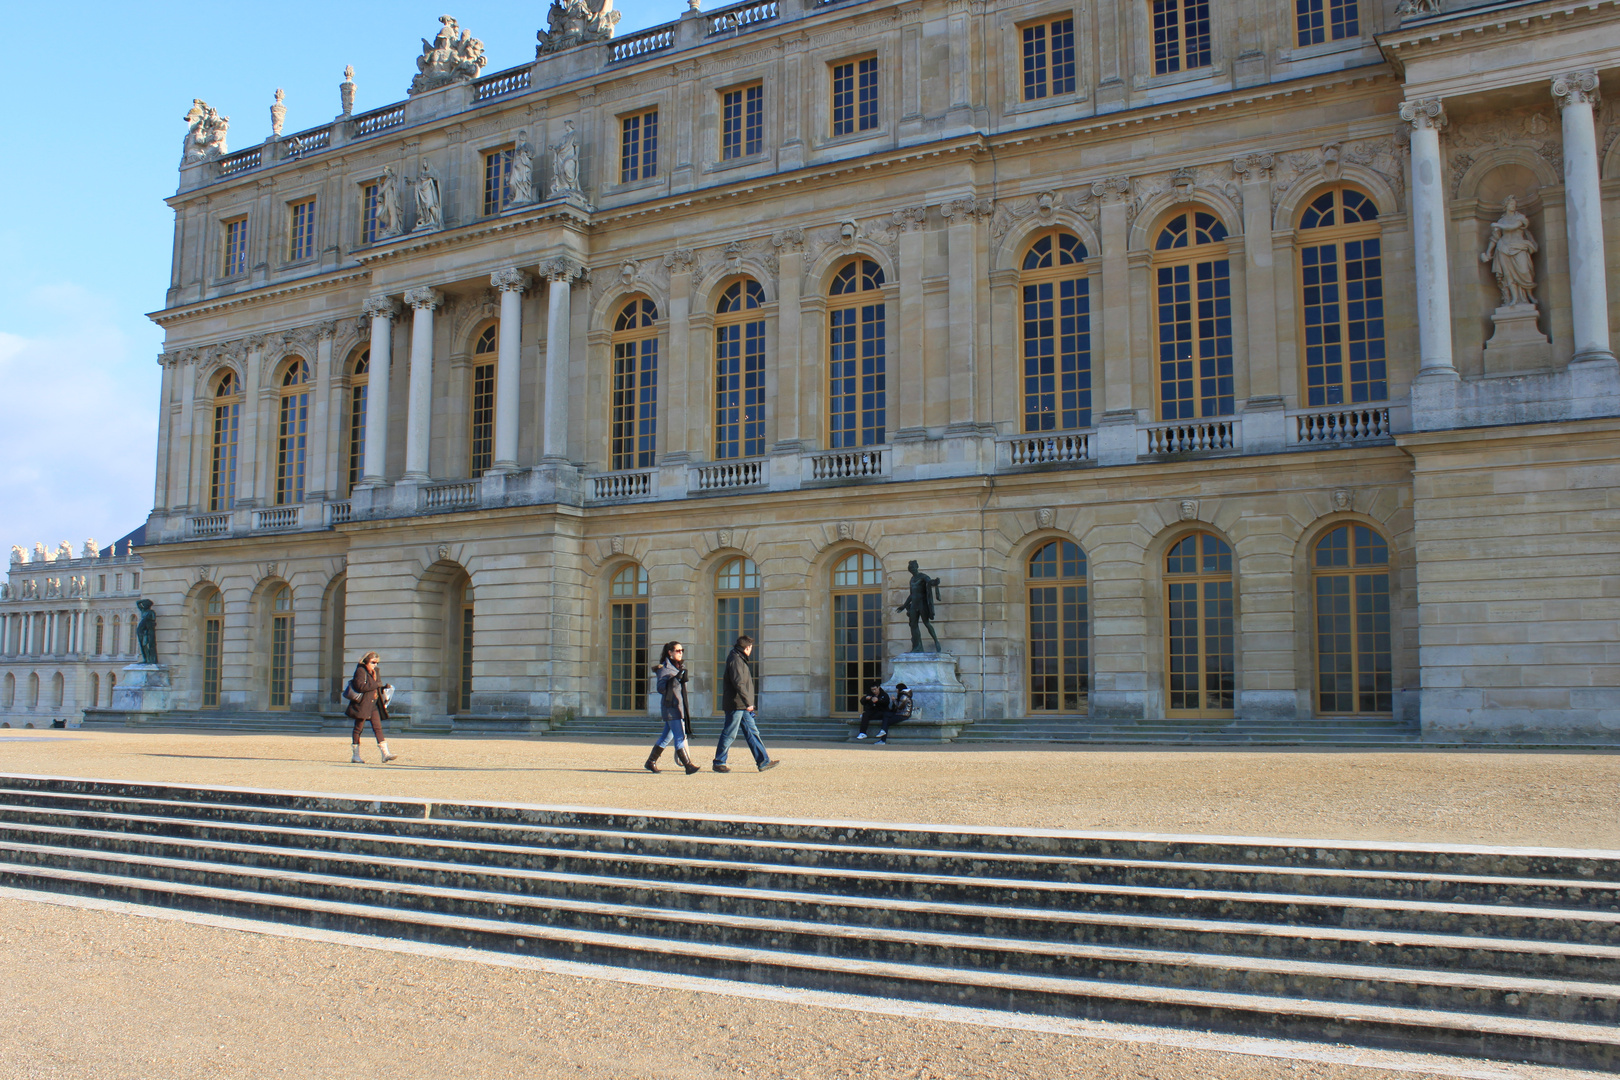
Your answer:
[181,99,229,162]
[411,15,488,95]
[536,0,620,56]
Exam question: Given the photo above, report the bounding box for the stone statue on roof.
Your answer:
[537,0,621,55]
[182,99,229,162]
[411,15,488,95]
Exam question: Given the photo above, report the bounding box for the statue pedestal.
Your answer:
[110,664,172,715]
[1482,303,1552,375]
[850,652,971,741]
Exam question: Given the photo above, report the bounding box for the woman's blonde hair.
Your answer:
[360,651,381,666]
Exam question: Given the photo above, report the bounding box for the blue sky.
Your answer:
[0,1,669,556]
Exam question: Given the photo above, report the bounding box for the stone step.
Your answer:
[5,858,1619,1071]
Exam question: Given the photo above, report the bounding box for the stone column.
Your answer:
[306,322,337,499]
[1552,71,1615,365]
[360,296,400,485]
[772,234,804,450]
[237,338,266,503]
[490,269,532,471]
[665,262,693,462]
[942,198,988,430]
[402,287,443,481]
[1400,99,1457,378]
[541,259,582,461]
[895,208,928,436]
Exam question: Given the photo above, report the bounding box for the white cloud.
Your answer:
[0,294,159,553]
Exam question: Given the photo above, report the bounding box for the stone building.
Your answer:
[134,0,1620,739]
[0,538,145,726]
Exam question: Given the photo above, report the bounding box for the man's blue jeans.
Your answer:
[715,709,768,766]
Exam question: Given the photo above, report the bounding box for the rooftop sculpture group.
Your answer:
[537,0,621,55]
[411,15,488,95]
[181,99,228,162]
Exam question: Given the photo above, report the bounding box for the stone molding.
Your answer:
[1552,70,1600,109]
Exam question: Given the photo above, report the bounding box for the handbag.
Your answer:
[341,679,362,703]
[381,684,394,707]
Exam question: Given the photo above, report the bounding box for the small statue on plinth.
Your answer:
[135,599,159,665]
[897,560,942,653]
[1481,195,1539,308]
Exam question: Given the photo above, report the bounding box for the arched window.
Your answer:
[1026,540,1088,712]
[1164,532,1234,716]
[1153,209,1233,420]
[715,557,760,710]
[108,672,116,698]
[28,672,39,708]
[210,370,241,511]
[470,325,497,478]
[2,673,12,708]
[269,585,292,709]
[275,359,311,505]
[345,348,369,495]
[51,672,64,708]
[88,672,98,708]
[1313,524,1392,715]
[1020,232,1092,432]
[1298,187,1385,407]
[202,590,223,707]
[715,280,767,460]
[611,299,660,471]
[128,615,137,654]
[94,616,104,655]
[828,259,887,448]
[453,577,475,714]
[111,616,121,657]
[608,564,648,712]
[831,552,883,713]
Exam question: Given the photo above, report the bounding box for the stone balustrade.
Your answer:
[1290,405,1394,446]
[708,0,780,35]
[610,26,676,63]
[475,67,531,101]
[1138,418,1242,456]
[352,104,406,139]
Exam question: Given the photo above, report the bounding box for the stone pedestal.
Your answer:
[856,652,971,741]
[110,665,172,714]
[1482,303,1552,375]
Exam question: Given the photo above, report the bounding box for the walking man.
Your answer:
[715,635,779,773]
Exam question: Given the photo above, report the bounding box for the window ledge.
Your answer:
[706,151,772,175]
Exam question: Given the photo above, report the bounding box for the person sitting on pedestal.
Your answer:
[855,681,890,740]
[876,683,912,745]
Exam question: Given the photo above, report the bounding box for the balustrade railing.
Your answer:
[691,459,768,492]
[590,471,655,501]
[284,126,331,157]
[1006,432,1093,467]
[420,481,479,510]
[352,104,406,138]
[325,501,353,525]
[217,148,262,176]
[253,507,301,531]
[188,514,230,538]
[1139,418,1241,456]
[476,67,531,101]
[708,0,780,34]
[610,25,676,62]
[1290,405,1393,446]
[810,447,887,481]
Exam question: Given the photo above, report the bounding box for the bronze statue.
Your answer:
[135,599,159,665]
[897,560,942,652]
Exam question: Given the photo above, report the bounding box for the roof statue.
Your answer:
[181,99,229,162]
[411,15,488,95]
[536,0,621,56]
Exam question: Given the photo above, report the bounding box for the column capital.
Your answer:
[539,257,587,283]
[403,286,443,311]
[315,319,340,341]
[1231,153,1275,183]
[1091,176,1131,202]
[1399,98,1447,131]
[490,268,533,293]
[361,294,401,320]
[1552,70,1600,109]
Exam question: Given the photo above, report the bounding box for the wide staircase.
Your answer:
[0,776,1616,1070]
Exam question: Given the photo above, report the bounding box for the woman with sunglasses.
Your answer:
[646,640,700,774]
[344,651,396,764]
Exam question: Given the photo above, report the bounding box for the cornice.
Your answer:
[148,268,371,327]
[1378,0,1620,68]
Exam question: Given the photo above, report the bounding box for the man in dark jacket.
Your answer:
[715,635,778,773]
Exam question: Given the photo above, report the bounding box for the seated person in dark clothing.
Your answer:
[876,683,913,744]
[856,682,891,739]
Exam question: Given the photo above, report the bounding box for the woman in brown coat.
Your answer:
[345,651,397,764]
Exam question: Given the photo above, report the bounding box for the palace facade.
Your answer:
[134,0,1620,738]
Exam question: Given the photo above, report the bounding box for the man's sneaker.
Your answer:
[712,763,731,773]
[854,732,867,740]
[758,759,780,772]
[875,734,888,744]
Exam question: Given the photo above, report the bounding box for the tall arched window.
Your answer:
[715,557,760,710]
[94,616,104,655]
[1027,540,1088,712]
[1298,187,1385,407]
[1021,232,1092,432]
[275,359,311,505]
[128,615,137,654]
[210,370,241,511]
[1153,210,1233,420]
[345,348,369,495]
[608,564,648,712]
[469,325,497,478]
[111,616,121,656]
[1313,524,1392,715]
[453,578,475,714]
[715,280,767,460]
[1164,532,1234,717]
[27,672,39,708]
[2,673,13,708]
[88,672,98,708]
[51,672,64,708]
[269,585,293,709]
[831,552,883,713]
[611,299,660,471]
[828,259,887,448]
[202,590,223,707]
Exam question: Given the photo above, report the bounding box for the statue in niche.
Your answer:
[411,15,487,95]
[509,132,535,204]
[181,99,229,162]
[536,0,620,55]
[1481,196,1539,308]
[897,560,943,653]
[376,165,404,238]
[550,121,581,197]
[413,162,443,231]
[135,599,159,666]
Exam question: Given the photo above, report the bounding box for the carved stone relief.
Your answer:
[1178,499,1199,522]
[1331,489,1352,511]
[537,0,621,55]
[1447,107,1561,198]
[1036,508,1054,529]
[611,535,625,555]
[411,15,488,95]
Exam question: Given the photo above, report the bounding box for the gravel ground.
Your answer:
[1,730,1617,846]
[0,897,1587,1080]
